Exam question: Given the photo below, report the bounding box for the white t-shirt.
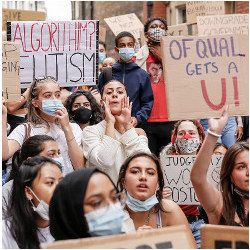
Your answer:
[82,120,150,184]
[8,121,82,175]
[2,219,54,249]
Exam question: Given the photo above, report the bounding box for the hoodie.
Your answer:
[98,61,154,125]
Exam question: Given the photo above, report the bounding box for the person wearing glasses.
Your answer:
[117,152,195,247]
[2,76,85,175]
[49,168,125,240]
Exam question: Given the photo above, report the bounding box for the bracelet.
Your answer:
[66,136,75,143]
[207,129,221,138]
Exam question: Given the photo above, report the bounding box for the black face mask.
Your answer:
[71,107,92,124]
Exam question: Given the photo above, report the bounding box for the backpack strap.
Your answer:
[103,66,112,84]
[23,123,31,143]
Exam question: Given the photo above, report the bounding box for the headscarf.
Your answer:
[49,168,117,240]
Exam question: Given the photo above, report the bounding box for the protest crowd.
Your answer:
[2,2,249,249]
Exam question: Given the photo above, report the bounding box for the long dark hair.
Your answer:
[65,90,103,125]
[10,135,56,180]
[6,156,62,249]
[219,142,249,226]
[117,152,164,208]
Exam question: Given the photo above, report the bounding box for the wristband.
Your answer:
[66,136,75,143]
[207,129,221,138]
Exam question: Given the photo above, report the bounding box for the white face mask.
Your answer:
[52,156,64,168]
[28,187,50,221]
[175,137,200,154]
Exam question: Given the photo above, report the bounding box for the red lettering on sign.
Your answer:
[31,23,40,51]
[233,76,239,107]
[201,78,226,110]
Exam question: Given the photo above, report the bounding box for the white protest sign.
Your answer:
[104,13,143,42]
[167,23,189,36]
[197,14,249,36]
[186,1,225,24]
[8,20,99,88]
[2,41,21,102]
[161,34,249,120]
[160,155,223,205]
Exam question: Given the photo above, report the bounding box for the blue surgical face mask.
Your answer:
[118,48,135,62]
[126,192,159,212]
[85,202,124,236]
[42,99,64,116]
[99,52,106,63]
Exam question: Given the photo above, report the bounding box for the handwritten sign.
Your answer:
[186,1,225,24]
[2,41,21,102]
[161,34,249,120]
[197,14,249,36]
[200,224,249,249]
[160,155,223,205]
[8,20,99,88]
[2,8,46,31]
[40,225,197,249]
[167,23,189,36]
[104,13,143,42]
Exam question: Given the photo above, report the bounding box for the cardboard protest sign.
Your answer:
[104,13,143,43]
[7,20,99,88]
[2,41,21,102]
[197,14,249,36]
[41,225,197,249]
[161,34,249,120]
[99,27,106,42]
[200,224,249,249]
[167,23,189,36]
[186,1,225,24]
[160,155,223,205]
[2,8,46,31]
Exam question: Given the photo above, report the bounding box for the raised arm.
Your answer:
[2,98,20,160]
[191,106,229,217]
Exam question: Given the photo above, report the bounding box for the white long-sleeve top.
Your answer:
[82,120,151,184]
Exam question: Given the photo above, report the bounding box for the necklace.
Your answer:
[144,208,153,226]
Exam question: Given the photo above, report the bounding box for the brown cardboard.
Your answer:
[99,27,106,42]
[41,225,197,249]
[104,13,144,42]
[186,1,225,24]
[161,155,223,205]
[161,34,249,121]
[2,8,46,30]
[200,224,249,249]
[167,23,189,36]
[197,14,249,36]
[2,41,21,102]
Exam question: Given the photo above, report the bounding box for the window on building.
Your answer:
[176,5,186,24]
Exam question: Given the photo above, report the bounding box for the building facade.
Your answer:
[2,1,46,12]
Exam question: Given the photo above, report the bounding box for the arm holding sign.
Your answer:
[191,106,229,224]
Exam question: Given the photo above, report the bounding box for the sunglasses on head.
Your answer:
[31,76,57,97]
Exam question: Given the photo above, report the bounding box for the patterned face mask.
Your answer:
[147,28,166,43]
[175,134,200,154]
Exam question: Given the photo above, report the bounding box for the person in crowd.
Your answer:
[2,76,85,175]
[134,17,175,157]
[82,79,150,184]
[98,31,154,128]
[65,90,103,130]
[117,152,196,244]
[213,142,228,155]
[102,57,116,69]
[191,106,249,227]
[2,156,63,248]
[199,116,243,148]
[2,135,63,218]
[98,41,107,73]
[49,168,125,240]
[159,119,205,248]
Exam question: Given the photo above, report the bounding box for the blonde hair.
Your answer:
[27,77,59,124]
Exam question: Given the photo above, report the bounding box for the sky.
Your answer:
[45,1,72,21]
